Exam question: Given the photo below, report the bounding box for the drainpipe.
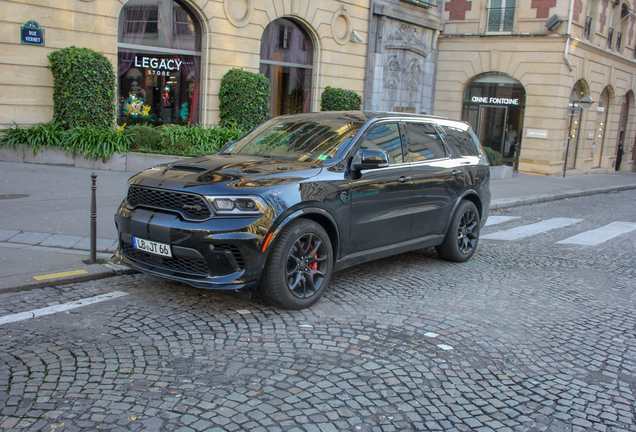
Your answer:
[563,0,575,72]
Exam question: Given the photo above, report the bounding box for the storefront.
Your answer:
[117,0,202,126]
[462,73,526,167]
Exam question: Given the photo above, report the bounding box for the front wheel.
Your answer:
[259,219,333,310]
[436,200,480,262]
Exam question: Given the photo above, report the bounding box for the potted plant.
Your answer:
[484,147,512,179]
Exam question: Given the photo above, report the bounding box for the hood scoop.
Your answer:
[170,164,208,173]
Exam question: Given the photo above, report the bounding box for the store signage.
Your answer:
[471,96,519,105]
[526,129,548,139]
[21,21,44,46]
[597,107,605,112]
[134,57,183,76]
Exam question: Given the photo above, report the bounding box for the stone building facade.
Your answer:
[364,0,443,115]
[0,0,370,129]
[437,0,636,174]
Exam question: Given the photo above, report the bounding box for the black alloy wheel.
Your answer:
[436,200,480,262]
[259,219,333,309]
[286,232,329,299]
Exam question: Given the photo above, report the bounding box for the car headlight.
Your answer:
[205,196,267,216]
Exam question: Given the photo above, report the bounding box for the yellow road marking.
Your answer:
[33,270,88,280]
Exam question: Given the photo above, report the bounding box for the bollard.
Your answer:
[90,172,97,264]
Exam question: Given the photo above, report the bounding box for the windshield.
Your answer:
[222,118,364,164]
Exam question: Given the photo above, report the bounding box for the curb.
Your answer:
[490,184,636,210]
[0,263,138,295]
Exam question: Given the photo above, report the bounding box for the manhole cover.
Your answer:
[0,194,30,199]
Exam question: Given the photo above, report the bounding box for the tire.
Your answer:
[259,219,333,310]
[436,200,480,262]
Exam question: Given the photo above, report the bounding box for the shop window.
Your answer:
[260,18,314,117]
[592,87,611,168]
[117,0,201,126]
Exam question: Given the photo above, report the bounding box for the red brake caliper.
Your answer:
[309,242,318,270]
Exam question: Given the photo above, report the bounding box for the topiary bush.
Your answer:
[48,46,116,129]
[483,146,503,166]
[125,124,162,150]
[320,86,362,111]
[219,68,270,132]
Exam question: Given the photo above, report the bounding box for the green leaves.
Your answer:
[483,147,503,166]
[320,86,362,111]
[48,46,116,129]
[219,68,270,132]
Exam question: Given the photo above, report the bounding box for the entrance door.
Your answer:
[478,105,507,155]
[616,95,629,169]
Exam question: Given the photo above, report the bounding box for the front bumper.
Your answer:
[113,203,272,290]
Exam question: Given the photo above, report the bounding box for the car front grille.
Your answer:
[127,186,211,220]
[121,242,209,276]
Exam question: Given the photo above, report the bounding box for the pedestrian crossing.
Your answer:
[482,216,636,246]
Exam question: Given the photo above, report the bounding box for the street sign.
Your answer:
[579,95,594,109]
[21,21,44,46]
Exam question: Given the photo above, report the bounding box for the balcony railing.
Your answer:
[584,16,592,39]
[607,28,614,49]
[616,31,622,50]
[487,7,515,32]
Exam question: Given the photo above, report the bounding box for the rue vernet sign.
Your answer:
[134,56,183,76]
[471,96,520,105]
[21,21,44,46]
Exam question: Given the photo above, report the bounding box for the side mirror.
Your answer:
[352,149,389,171]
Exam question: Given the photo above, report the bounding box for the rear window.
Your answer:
[442,125,481,157]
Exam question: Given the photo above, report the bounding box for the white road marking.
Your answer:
[556,221,636,245]
[437,344,453,350]
[481,218,583,241]
[484,216,519,227]
[0,291,129,326]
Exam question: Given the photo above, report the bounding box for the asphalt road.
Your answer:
[1,190,635,431]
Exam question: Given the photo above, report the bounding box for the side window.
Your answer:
[442,126,480,157]
[358,123,404,164]
[404,123,447,162]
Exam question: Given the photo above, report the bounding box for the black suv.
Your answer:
[114,112,491,309]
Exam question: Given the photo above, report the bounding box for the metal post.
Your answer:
[90,172,97,264]
[563,112,574,177]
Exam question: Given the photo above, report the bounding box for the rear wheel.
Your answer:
[436,200,480,262]
[259,219,333,309]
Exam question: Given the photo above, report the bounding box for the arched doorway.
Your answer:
[592,86,611,167]
[462,73,526,167]
[117,0,202,126]
[566,80,588,169]
[616,92,631,170]
[259,18,314,117]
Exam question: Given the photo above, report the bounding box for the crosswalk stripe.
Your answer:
[556,221,636,245]
[481,217,583,241]
[485,216,519,227]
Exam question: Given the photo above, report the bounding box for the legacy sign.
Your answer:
[471,96,519,105]
[134,57,183,76]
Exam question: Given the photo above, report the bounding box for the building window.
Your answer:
[487,0,515,31]
[607,27,614,49]
[260,18,314,117]
[584,15,592,39]
[117,0,202,126]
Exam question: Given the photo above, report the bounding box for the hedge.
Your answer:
[48,46,116,129]
[219,68,270,132]
[320,86,362,111]
[483,146,503,166]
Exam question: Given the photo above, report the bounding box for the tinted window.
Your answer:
[358,123,404,164]
[404,123,447,162]
[442,126,480,156]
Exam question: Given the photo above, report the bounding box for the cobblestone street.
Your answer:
[1,191,636,432]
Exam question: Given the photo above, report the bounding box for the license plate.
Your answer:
[133,237,172,257]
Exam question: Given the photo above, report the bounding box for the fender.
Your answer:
[261,206,341,262]
[442,190,482,235]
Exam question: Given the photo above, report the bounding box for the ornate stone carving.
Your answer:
[385,23,430,57]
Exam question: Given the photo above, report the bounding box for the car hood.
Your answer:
[128,154,323,194]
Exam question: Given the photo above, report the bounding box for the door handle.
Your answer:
[451,170,462,176]
[398,176,412,183]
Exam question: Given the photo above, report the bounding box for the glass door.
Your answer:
[478,105,508,156]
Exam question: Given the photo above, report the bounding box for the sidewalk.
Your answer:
[1,160,635,294]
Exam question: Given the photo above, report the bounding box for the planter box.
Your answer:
[490,165,513,180]
[0,145,190,172]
